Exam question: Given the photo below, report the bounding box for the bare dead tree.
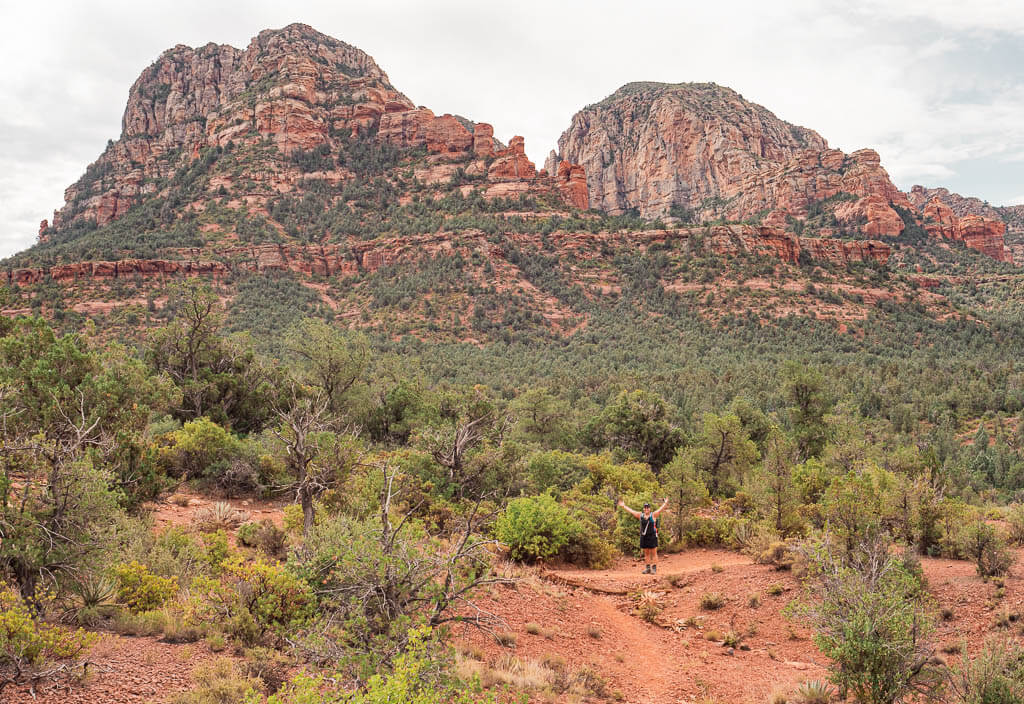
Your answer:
[289,461,511,678]
[422,409,513,498]
[271,383,363,537]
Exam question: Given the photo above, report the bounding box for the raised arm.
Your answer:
[652,497,669,517]
[617,499,642,518]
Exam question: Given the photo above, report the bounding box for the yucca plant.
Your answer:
[634,590,665,623]
[796,679,834,704]
[64,574,119,626]
[193,501,250,531]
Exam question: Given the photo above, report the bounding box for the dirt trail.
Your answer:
[7,635,220,704]
[462,548,826,704]
[551,549,754,592]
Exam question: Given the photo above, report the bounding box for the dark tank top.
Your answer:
[640,515,658,535]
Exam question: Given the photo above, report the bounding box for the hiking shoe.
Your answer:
[651,564,657,574]
[642,565,651,574]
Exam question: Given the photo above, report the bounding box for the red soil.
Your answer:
[456,547,1024,704]
[7,635,221,703]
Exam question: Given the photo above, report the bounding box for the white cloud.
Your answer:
[2,0,1023,258]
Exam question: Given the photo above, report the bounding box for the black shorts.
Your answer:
[640,533,659,549]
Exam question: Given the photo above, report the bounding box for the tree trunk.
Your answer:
[300,481,314,537]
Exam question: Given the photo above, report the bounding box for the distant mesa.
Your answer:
[6,23,1015,293]
[549,81,1011,261]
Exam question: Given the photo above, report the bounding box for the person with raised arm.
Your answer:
[617,497,669,574]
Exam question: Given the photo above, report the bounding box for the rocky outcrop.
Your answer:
[55,24,413,229]
[956,216,1009,262]
[921,197,1009,261]
[706,225,801,262]
[551,82,911,229]
[488,136,536,180]
[47,23,592,235]
[834,194,905,237]
[908,185,1001,219]
[555,161,589,210]
[549,81,1015,264]
[472,123,495,157]
[377,109,480,154]
[798,238,891,266]
[703,225,889,265]
[922,197,957,239]
[4,244,373,287]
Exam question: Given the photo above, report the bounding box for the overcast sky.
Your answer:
[2,0,1023,258]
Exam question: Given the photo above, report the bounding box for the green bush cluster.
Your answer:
[187,558,314,646]
[0,587,96,670]
[494,494,577,563]
[113,561,179,612]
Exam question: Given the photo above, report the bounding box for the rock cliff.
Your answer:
[14,24,1014,303]
[550,81,1010,262]
[551,82,908,224]
[50,23,587,233]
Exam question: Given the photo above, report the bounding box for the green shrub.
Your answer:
[113,561,179,612]
[238,519,286,558]
[795,679,835,704]
[110,609,167,637]
[158,417,245,482]
[0,588,96,674]
[266,627,481,703]
[119,523,209,587]
[1006,504,1024,546]
[700,592,725,610]
[64,574,119,626]
[947,636,1024,703]
[495,494,578,563]
[161,607,204,643]
[237,521,260,547]
[202,530,233,571]
[959,522,1015,578]
[187,558,314,646]
[560,516,616,569]
[678,516,739,548]
[168,658,263,704]
[799,538,938,704]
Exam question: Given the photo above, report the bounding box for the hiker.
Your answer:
[617,497,669,574]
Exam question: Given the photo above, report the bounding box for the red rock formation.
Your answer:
[11,268,43,286]
[361,249,393,272]
[473,123,495,157]
[920,196,1010,261]
[957,216,1009,262]
[488,136,536,180]
[423,115,473,153]
[707,225,801,263]
[761,210,791,229]
[798,238,891,266]
[908,185,1002,219]
[53,23,414,230]
[922,197,957,239]
[376,107,435,148]
[555,161,588,210]
[552,82,912,228]
[834,195,905,237]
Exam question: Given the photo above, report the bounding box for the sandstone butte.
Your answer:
[48,23,588,235]
[550,81,1011,263]
[7,24,1013,289]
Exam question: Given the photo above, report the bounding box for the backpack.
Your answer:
[640,515,659,536]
